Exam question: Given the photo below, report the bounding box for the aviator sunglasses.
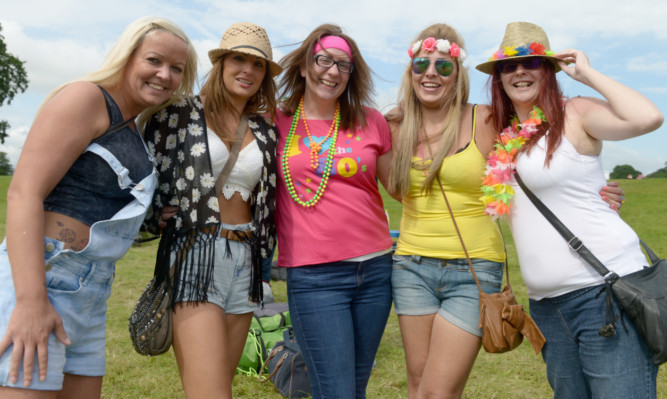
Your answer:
[411,58,454,77]
[497,58,543,74]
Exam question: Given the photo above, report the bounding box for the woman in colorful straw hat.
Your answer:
[144,22,280,398]
[0,16,196,397]
[275,23,395,398]
[478,21,662,398]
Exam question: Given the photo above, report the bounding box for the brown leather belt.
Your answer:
[219,228,252,242]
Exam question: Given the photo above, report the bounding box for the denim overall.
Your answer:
[0,141,157,390]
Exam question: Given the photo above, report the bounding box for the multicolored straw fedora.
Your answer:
[476,22,562,74]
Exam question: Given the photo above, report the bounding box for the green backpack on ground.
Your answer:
[237,303,291,376]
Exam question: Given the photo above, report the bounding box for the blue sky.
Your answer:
[1,0,665,174]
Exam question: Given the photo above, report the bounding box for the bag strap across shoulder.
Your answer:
[214,114,248,193]
[435,175,510,293]
[515,172,659,282]
[514,173,620,282]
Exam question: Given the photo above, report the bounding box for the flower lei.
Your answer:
[488,42,554,61]
[480,106,546,219]
[408,37,466,61]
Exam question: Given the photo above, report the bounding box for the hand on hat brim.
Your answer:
[553,49,592,83]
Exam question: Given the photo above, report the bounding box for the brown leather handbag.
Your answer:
[436,176,545,354]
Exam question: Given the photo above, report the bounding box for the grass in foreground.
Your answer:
[0,176,665,398]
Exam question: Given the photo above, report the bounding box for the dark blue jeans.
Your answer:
[530,285,658,399]
[286,253,393,399]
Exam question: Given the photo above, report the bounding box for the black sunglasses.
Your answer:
[411,58,454,77]
[497,58,543,74]
[313,55,354,74]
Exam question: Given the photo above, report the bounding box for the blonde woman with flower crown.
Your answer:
[386,23,506,398]
[385,23,625,399]
[477,22,662,398]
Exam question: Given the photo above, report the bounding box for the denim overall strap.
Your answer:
[55,142,158,261]
[86,143,137,190]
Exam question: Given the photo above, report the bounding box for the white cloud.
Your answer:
[627,55,667,74]
[1,0,665,171]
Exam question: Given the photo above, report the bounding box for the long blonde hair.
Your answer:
[39,16,198,129]
[388,23,470,195]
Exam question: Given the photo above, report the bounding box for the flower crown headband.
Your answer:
[408,37,467,62]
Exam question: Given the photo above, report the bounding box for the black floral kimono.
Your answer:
[143,96,277,304]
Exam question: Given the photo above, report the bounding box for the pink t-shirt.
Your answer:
[275,107,393,267]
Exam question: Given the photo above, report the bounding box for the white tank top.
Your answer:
[208,128,262,201]
[508,135,647,300]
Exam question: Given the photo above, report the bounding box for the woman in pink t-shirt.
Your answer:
[274,24,395,398]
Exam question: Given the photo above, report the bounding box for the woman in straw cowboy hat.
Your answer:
[143,22,281,398]
[275,23,395,398]
[384,22,625,398]
[0,16,196,397]
[478,21,662,398]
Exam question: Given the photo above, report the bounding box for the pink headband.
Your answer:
[313,36,353,61]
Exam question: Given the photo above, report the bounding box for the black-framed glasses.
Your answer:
[313,55,354,74]
[497,58,543,74]
[411,58,454,77]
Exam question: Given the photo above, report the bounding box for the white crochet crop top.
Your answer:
[208,127,262,201]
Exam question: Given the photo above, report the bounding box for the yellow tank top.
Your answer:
[395,107,505,262]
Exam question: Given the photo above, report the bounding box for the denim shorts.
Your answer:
[0,237,115,390]
[175,222,257,314]
[392,254,503,337]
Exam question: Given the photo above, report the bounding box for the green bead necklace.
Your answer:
[281,98,340,207]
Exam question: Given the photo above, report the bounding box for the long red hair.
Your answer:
[487,60,565,165]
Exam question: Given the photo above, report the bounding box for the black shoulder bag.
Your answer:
[515,173,667,365]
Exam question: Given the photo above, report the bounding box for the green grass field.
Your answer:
[0,175,665,398]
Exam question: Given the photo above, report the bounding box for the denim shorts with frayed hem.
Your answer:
[391,254,503,337]
[174,222,258,314]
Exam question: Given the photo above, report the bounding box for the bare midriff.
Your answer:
[217,192,252,226]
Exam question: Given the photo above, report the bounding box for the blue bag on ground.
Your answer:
[259,328,311,398]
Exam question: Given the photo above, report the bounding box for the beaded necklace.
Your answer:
[282,97,341,207]
[300,97,341,169]
[480,105,546,219]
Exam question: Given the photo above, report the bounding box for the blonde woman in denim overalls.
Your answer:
[0,17,197,398]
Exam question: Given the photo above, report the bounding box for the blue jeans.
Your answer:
[530,285,658,399]
[286,253,393,399]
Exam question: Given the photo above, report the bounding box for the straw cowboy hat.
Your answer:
[476,22,562,74]
[208,22,282,77]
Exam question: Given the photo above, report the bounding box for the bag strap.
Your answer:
[214,114,248,193]
[435,175,510,294]
[513,173,623,283]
